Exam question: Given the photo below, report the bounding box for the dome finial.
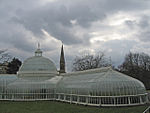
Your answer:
[35,43,42,57]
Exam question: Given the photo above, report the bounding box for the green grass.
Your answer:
[0,101,148,113]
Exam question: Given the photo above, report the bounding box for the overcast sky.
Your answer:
[1,0,150,71]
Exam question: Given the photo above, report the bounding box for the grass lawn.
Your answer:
[0,101,148,113]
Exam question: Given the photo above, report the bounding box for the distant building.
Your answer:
[0,61,8,74]
[0,45,149,107]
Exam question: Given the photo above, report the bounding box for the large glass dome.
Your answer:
[17,48,58,79]
[19,56,57,73]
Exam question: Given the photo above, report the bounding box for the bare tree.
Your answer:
[119,52,150,73]
[118,52,150,89]
[72,52,111,71]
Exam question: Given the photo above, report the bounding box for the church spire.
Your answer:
[59,44,66,73]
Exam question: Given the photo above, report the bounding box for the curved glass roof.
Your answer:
[56,67,146,96]
[18,48,57,74]
[6,76,62,93]
[0,75,17,84]
[19,56,57,72]
[0,75,17,93]
[0,67,147,97]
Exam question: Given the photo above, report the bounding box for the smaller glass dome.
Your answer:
[54,67,147,106]
[56,67,146,96]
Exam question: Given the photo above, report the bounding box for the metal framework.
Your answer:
[0,47,148,107]
[0,65,149,107]
[0,78,148,107]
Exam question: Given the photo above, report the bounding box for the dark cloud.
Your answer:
[0,0,150,71]
[12,0,148,45]
[12,6,82,44]
[124,14,150,42]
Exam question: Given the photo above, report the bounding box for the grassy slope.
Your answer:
[0,101,148,113]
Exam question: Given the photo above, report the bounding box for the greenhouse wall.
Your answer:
[0,79,148,107]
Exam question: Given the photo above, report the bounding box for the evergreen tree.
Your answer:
[7,58,22,74]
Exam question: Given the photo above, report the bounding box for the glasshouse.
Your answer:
[0,46,149,107]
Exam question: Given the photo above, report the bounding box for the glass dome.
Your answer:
[55,67,148,106]
[56,67,146,96]
[19,56,57,73]
[17,48,58,79]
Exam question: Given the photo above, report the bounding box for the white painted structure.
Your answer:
[0,48,148,106]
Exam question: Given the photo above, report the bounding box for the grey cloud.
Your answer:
[12,0,148,45]
[138,30,150,42]
[124,20,137,29]
[0,21,35,52]
[0,32,35,52]
[12,0,145,44]
[12,6,82,44]
[10,33,35,52]
[104,0,148,11]
[124,15,150,42]
[1,0,150,71]
[137,17,150,42]
[100,39,137,66]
